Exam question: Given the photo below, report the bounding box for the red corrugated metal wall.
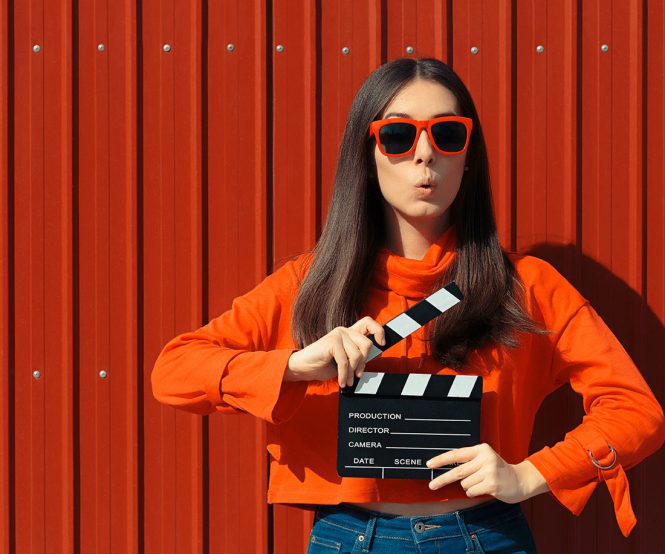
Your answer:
[2,0,663,552]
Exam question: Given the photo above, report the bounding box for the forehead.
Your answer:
[381,78,460,119]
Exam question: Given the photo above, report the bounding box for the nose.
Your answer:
[413,128,435,165]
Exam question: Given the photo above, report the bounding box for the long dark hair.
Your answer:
[290,57,549,370]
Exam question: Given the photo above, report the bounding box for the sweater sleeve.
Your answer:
[526,301,665,537]
[150,256,310,424]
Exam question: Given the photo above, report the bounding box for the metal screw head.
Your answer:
[341,46,350,55]
[536,44,544,53]
[405,46,414,54]
[601,44,609,52]
[470,46,479,55]
[99,370,108,379]
[33,370,41,379]
[163,44,171,52]
[33,44,41,53]
[98,43,105,52]
[276,44,284,52]
[226,43,235,52]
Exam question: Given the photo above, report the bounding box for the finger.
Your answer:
[426,445,479,469]
[460,471,484,491]
[345,331,377,375]
[331,338,350,389]
[464,482,491,498]
[350,317,386,346]
[339,331,364,385]
[428,459,482,490]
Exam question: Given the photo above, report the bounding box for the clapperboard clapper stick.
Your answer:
[337,281,484,480]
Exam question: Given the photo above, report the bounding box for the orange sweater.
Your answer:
[150,225,665,537]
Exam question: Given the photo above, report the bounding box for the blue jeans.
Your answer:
[306,500,537,553]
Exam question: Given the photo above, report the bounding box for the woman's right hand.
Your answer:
[284,316,386,389]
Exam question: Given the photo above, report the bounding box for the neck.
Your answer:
[382,209,452,260]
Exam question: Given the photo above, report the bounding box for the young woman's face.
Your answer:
[372,78,467,229]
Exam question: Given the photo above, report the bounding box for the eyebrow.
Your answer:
[383,111,458,119]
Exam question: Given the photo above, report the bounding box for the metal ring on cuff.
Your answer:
[588,444,617,470]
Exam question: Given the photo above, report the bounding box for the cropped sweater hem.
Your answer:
[266,488,494,506]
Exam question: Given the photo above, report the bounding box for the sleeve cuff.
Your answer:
[527,447,598,516]
[268,350,310,424]
[218,348,309,425]
[527,426,637,537]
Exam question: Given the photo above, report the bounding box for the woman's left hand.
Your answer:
[426,443,549,504]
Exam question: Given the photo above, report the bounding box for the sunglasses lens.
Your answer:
[431,121,468,153]
[378,123,417,154]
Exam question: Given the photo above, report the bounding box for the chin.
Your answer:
[399,205,450,220]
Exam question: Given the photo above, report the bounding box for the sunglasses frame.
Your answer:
[368,116,473,158]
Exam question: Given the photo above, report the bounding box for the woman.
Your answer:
[151,58,665,553]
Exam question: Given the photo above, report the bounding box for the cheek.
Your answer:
[435,156,466,191]
[436,153,466,176]
[374,149,404,196]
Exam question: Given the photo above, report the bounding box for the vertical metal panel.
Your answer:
[207,1,270,553]
[78,0,139,552]
[2,0,665,552]
[0,0,9,550]
[13,0,75,551]
[142,0,203,553]
[452,0,514,248]
[78,0,112,550]
[516,0,578,257]
[42,2,75,546]
[106,0,140,548]
[319,0,382,219]
[12,2,45,549]
[272,0,317,260]
[385,0,449,60]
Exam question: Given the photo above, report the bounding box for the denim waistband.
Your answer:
[314,500,525,541]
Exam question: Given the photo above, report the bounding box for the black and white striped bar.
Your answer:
[364,281,463,363]
[351,372,482,399]
[337,373,482,480]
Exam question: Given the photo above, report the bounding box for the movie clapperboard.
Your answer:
[337,282,483,480]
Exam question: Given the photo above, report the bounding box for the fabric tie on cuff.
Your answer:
[602,462,635,537]
[571,427,636,537]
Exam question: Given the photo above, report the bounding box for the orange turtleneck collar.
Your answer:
[372,224,458,298]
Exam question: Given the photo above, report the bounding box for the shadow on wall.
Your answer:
[521,243,664,551]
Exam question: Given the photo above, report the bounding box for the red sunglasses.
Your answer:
[368,116,473,157]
